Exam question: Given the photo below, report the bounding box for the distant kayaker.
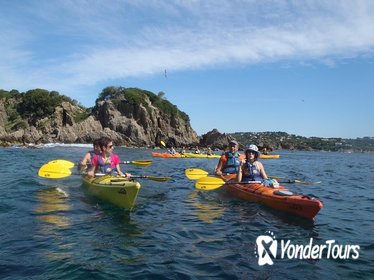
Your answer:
[215,140,241,178]
[238,144,268,182]
[87,137,131,178]
[179,146,186,154]
[168,146,177,154]
[207,146,213,155]
[79,138,102,172]
[194,146,201,154]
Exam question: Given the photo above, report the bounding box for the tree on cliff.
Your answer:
[17,89,77,125]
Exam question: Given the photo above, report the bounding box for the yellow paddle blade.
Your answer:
[38,163,73,179]
[195,176,226,190]
[185,168,209,180]
[48,159,75,168]
[160,140,166,147]
[130,160,153,167]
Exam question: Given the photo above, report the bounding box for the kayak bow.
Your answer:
[81,175,141,210]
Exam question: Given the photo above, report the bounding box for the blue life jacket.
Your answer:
[97,154,118,175]
[222,151,241,174]
[242,161,263,181]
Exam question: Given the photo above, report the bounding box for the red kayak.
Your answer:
[226,182,322,219]
[218,174,323,220]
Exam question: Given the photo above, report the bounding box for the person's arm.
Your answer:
[79,152,90,170]
[215,156,225,176]
[87,155,100,177]
[86,157,97,177]
[113,155,131,177]
[117,165,132,178]
[237,164,243,182]
[258,162,268,179]
[116,163,125,176]
[112,154,123,175]
[86,165,95,177]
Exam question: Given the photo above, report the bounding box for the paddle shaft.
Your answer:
[111,175,172,182]
[39,168,170,181]
[122,160,152,164]
[186,168,320,184]
[49,159,152,167]
[39,162,169,181]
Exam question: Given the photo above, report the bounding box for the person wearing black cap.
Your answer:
[215,140,241,177]
[79,138,102,172]
[238,144,268,182]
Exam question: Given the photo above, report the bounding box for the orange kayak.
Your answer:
[226,182,322,220]
[239,154,280,159]
[217,174,322,219]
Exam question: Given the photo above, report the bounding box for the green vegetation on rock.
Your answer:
[98,86,190,122]
[17,89,76,125]
[74,108,92,123]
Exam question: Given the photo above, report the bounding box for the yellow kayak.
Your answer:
[259,154,280,159]
[81,175,141,209]
[152,152,220,158]
[182,152,221,158]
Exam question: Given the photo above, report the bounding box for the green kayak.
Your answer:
[81,175,141,210]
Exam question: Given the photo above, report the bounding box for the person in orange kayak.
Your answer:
[87,137,131,178]
[237,144,269,182]
[215,140,241,177]
[168,146,177,154]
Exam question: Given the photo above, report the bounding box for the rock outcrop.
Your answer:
[199,129,240,150]
[0,88,199,147]
[92,96,198,146]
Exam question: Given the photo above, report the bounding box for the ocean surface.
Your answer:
[0,146,373,279]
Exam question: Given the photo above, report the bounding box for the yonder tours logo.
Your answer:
[255,231,360,266]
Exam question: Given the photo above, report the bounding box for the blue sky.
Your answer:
[1,1,374,138]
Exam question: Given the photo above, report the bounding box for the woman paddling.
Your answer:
[87,137,131,178]
[237,144,268,182]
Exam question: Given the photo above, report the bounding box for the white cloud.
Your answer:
[1,0,374,94]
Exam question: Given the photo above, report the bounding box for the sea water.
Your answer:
[0,146,372,279]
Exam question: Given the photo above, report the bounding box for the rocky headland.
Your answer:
[0,87,198,147]
[1,87,373,152]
